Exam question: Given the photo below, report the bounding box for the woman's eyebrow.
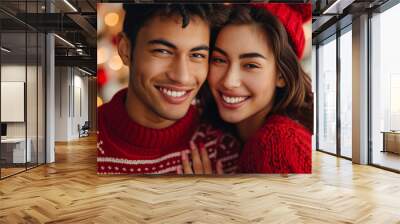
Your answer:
[213,47,228,57]
[213,47,266,60]
[239,52,266,60]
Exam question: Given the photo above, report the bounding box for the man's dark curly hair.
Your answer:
[122,4,229,51]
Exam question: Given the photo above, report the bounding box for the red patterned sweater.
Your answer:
[97,88,240,174]
[238,115,312,173]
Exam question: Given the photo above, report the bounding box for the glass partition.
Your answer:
[0,0,46,179]
[1,30,28,178]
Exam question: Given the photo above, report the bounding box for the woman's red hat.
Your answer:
[252,3,312,59]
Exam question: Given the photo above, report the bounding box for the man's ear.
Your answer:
[276,74,286,88]
[118,32,131,66]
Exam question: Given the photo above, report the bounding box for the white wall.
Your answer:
[55,66,69,141]
[72,73,89,138]
[54,67,89,141]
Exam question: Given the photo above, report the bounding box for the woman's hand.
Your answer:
[177,142,224,175]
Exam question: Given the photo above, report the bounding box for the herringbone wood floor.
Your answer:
[1,135,400,224]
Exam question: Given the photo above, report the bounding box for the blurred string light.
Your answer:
[97,3,127,103]
[97,96,103,107]
[303,22,311,40]
[109,55,123,71]
[97,67,107,87]
[302,21,312,58]
[104,12,119,27]
[97,47,109,64]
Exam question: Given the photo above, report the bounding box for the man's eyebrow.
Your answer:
[148,39,177,49]
[191,45,209,52]
[239,52,266,60]
[148,40,209,52]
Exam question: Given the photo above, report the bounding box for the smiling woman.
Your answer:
[200,3,313,174]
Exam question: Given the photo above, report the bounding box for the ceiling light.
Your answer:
[322,0,355,15]
[63,0,78,12]
[78,67,93,76]
[323,0,341,14]
[1,47,11,53]
[54,34,75,48]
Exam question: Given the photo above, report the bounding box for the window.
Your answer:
[370,2,400,171]
[317,36,337,154]
[339,28,352,158]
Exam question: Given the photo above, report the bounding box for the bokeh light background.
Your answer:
[97,3,126,106]
[97,3,312,106]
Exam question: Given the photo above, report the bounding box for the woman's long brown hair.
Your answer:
[200,5,313,133]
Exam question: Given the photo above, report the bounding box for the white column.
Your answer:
[46,33,55,163]
[352,14,369,164]
[45,0,55,163]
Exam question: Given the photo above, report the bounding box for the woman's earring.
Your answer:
[277,76,286,88]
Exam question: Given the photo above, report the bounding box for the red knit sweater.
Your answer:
[238,115,312,173]
[97,88,240,174]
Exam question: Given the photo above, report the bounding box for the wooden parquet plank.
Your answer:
[0,135,400,223]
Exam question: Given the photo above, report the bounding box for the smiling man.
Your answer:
[97,4,240,175]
